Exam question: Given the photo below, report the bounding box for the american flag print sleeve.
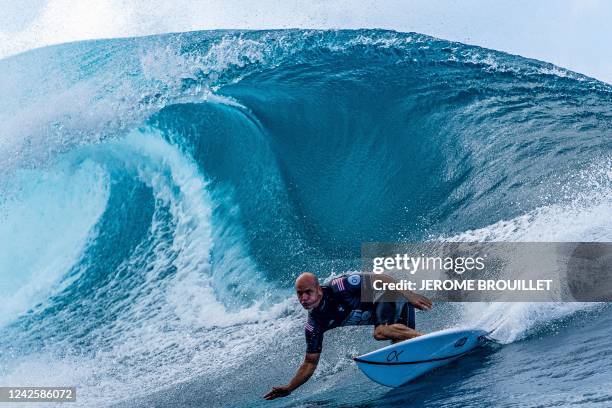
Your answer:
[305,316,324,353]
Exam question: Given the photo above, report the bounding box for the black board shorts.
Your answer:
[374,299,416,329]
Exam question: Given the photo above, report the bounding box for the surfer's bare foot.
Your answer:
[391,330,424,343]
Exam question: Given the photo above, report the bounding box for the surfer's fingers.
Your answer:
[418,295,433,309]
[263,389,278,399]
[264,386,289,400]
[415,298,432,310]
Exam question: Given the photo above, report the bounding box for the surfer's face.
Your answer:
[296,281,323,310]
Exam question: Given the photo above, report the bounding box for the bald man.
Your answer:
[264,272,432,400]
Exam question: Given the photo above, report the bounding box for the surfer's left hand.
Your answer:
[407,293,432,310]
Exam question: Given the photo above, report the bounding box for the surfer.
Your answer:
[264,272,432,400]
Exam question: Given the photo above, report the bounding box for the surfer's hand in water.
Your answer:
[407,293,433,310]
[264,353,319,400]
[263,385,292,400]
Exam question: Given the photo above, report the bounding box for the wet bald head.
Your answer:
[296,272,319,288]
[295,272,323,310]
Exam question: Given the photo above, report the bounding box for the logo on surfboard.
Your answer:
[454,337,468,347]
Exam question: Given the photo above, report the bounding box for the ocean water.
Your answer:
[0,29,611,407]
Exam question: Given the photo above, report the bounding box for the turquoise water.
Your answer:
[0,30,611,407]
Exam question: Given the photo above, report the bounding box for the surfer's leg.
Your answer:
[373,323,423,342]
[373,301,423,342]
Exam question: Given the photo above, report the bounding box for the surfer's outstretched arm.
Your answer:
[263,352,320,400]
[375,273,433,310]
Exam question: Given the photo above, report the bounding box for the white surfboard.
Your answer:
[353,327,488,387]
